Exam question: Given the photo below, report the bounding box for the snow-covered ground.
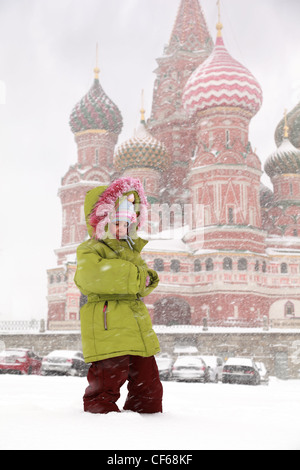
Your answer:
[0,374,299,451]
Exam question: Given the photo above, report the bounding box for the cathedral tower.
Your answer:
[182,6,265,253]
[57,61,123,264]
[265,112,300,245]
[148,0,214,203]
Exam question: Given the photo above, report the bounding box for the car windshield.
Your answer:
[225,358,253,367]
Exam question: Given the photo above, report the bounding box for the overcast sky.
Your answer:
[0,0,299,321]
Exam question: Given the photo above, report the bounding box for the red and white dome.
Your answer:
[182,36,263,117]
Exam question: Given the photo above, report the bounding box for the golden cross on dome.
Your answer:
[94,42,100,80]
[216,0,223,37]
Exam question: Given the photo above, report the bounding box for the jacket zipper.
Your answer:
[103,301,108,330]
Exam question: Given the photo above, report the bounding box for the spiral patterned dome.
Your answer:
[69,77,123,135]
[114,121,169,172]
[264,137,300,178]
[182,36,263,117]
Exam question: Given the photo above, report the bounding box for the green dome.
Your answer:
[275,102,300,149]
[265,137,300,178]
[69,78,123,135]
[114,122,169,172]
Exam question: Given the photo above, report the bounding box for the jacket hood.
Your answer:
[84,177,148,239]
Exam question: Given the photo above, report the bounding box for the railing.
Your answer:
[0,320,45,333]
[206,319,264,328]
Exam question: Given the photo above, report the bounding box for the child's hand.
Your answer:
[145,275,151,287]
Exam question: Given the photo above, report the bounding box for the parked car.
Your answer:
[156,353,173,380]
[0,348,42,375]
[222,357,261,385]
[172,355,209,383]
[41,350,89,377]
[200,356,224,383]
[255,361,269,385]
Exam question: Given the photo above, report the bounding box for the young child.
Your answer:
[74,177,163,414]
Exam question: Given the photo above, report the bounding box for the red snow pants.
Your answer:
[83,355,163,414]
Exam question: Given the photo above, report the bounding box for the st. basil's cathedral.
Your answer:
[47,0,300,331]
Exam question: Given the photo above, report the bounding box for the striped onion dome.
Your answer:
[114,121,169,172]
[265,137,300,178]
[182,36,263,117]
[69,77,123,135]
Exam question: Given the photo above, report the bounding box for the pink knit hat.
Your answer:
[88,177,148,240]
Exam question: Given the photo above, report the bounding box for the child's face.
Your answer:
[109,221,129,239]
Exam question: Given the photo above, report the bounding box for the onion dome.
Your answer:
[265,112,300,178]
[69,65,123,135]
[182,17,263,117]
[114,107,169,172]
[265,137,300,178]
[275,101,300,149]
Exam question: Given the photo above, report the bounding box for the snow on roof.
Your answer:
[0,350,27,357]
[173,346,198,354]
[46,350,82,358]
[145,238,190,253]
[141,226,191,253]
[174,355,204,366]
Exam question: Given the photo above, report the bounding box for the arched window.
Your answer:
[154,259,164,272]
[95,149,99,165]
[255,261,260,272]
[228,208,234,225]
[223,258,233,271]
[281,263,288,274]
[170,259,180,273]
[238,258,248,271]
[194,260,202,272]
[206,258,214,272]
[285,301,295,317]
[225,129,230,148]
[262,261,267,273]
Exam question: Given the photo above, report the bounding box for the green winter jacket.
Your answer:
[74,184,160,363]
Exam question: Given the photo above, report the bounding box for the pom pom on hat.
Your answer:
[127,193,135,203]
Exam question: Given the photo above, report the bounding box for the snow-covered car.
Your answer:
[200,356,224,383]
[172,355,209,383]
[222,357,261,385]
[255,362,269,385]
[41,350,89,377]
[0,348,42,375]
[156,353,173,380]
